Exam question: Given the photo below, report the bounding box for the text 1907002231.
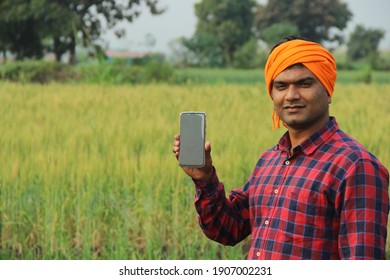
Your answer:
[119,265,272,277]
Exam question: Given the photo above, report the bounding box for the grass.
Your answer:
[175,67,390,85]
[0,82,389,259]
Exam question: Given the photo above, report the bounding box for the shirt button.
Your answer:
[256,252,261,257]
[284,160,290,165]
[274,189,279,194]
[264,220,269,225]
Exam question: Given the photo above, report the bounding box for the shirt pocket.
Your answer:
[286,187,329,228]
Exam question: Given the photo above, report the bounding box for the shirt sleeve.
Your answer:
[193,167,251,246]
[337,158,390,259]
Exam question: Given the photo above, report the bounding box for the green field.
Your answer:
[175,68,390,85]
[0,81,389,259]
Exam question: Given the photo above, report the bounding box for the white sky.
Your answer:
[102,0,390,53]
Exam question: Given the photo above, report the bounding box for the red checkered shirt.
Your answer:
[194,117,389,259]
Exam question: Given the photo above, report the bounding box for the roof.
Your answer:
[105,50,151,59]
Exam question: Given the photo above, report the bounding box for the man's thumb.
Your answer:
[205,141,211,155]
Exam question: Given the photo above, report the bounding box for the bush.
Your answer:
[75,62,144,84]
[0,60,76,83]
[144,61,174,82]
[76,60,175,84]
[233,39,261,69]
[336,62,356,71]
[374,52,390,71]
[0,59,176,84]
[355,67,372,84]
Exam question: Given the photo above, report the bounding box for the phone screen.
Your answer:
[179,112,206,167]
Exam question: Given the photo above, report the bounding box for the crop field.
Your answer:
[0,81,389,259]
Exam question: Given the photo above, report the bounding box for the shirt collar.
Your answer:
[275,117,339,155]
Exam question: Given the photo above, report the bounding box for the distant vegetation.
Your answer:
[1,50,390,85]
[0,59,175,84]
[0,0,386,70]
[0,0,164,63]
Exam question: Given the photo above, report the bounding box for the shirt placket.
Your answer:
[257,153,293,259]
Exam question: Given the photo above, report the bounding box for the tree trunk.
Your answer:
[54,37,63,62]
[68,35,76,65]
[1,49,6,63]
[225,48,234,67]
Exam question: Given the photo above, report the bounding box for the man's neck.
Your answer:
[287,117,329,152]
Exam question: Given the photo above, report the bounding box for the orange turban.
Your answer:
[264,39,337,129]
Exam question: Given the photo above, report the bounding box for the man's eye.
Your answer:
[275,84,287,90]
[298,82,311,87]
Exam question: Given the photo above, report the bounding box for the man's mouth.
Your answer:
[284,105,305,109]
[283,105,305,112]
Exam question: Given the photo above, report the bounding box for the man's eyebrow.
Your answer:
[294,77,315,84]
[274,76,315,85]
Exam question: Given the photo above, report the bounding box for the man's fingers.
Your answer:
[205,141,211,154]
[173,134,180,160]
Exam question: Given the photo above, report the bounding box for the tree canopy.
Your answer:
[179,0,355,68]
[183,0,257,67]
[347,25,385,63]
[255,0,352,45]
[0,0,164,62]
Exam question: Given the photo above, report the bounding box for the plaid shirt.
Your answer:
[194,117,389,259]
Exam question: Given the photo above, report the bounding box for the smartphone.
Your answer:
[179,112,206,168]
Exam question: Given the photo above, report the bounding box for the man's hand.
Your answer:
[173,134,214,182]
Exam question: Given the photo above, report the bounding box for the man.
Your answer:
[172,37,389,259]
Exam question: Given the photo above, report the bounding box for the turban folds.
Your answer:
[264,39,337,129]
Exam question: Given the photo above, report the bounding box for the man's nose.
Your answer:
[285,85,300,100]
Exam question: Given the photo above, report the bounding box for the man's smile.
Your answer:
[283,105,306,112]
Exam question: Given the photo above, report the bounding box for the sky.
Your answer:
[102,0,390,54]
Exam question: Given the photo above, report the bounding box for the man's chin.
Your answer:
[283,118,309,130]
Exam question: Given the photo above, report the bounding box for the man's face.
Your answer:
[271,66,331,131]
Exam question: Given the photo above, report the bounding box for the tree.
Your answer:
[186,0,257,67]
[347,25,385,63]
[0,0,48,60]
[233,38,261,69]
[52,0,164,63]
[0,0,164,63]
[182,32,225,67]
[0,19,44,61]
[255,0,352,45]
[260,23,299,47]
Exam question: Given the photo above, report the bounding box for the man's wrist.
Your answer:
[193,166,216,186]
